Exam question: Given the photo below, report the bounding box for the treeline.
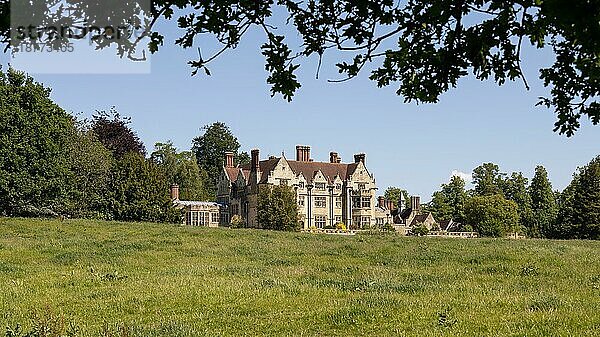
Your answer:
[423,160,600,239]
[0,68,247,222]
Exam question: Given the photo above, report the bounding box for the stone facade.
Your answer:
[217,146,389,230]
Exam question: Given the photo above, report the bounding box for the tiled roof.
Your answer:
[225,167,240,182]
[410,213,432,226]
[287,160,359,183]
[237,157,361,184]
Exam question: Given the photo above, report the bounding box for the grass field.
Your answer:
[1,218,600,336]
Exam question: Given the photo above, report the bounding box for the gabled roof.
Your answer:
[235,157,362,185]
[287,160,359,183]
[225,167,240,182]
[410,213,433,226]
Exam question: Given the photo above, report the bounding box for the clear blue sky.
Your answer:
[3,18,599,201]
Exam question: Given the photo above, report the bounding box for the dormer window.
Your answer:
[335,183,342,190]
[315,183,326,190]
[298,182,305,189]
[358,183,366,190]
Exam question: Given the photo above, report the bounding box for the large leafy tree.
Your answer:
[192,122,248,195]
[430,176,467,223]
[108,152,180,223]
[5,1,599,135]
[61,122,114,219]
[554,156,600,239]
[472,163,505,197]
[90,108,146,158]
[0,68,73,216]
[151,141,210,201]
[529,165,558,238]
[257,185,299,231]
[383,186,410,208]
[465,194,520,237]
[503,172,534,233]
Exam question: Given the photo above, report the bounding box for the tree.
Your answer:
[503,172,534,234]
[151,141,210,201]
[465,194,520,237]
[553,156,600,239]
[430,176,467,223]
[0,68,73,216]
[61,122,114,219]
[192,122,245,196]
[384,187,410,208]
[8,1,599,135]
[108,152,180,223]
[472,163,505,197]
[529,166,558,238]
[90,108,146,158]
[257,185,299,231]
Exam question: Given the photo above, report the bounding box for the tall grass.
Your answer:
[1,218,599,336]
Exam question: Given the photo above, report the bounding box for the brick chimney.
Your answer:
[354,153,366,164]
[296,145,311,162]
[410,196,421,212]
[330,152,339,163]
[170,184,180,201]
[251,149,260,172]
[224,151,234,168]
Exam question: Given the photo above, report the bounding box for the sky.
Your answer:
[3,12,600,201]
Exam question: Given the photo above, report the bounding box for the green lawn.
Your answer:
[1,218,600,336]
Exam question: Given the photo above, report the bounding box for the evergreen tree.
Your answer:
[257,185,299,231]
[529,166,558,238]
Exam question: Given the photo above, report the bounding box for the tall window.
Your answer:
[335,216,342,224]
[362,216,371,226]
[335,197,342,208]
[315,182,326,190]
[211,212,219,224]
[298,195,305,206]
[315,215,326,228]
[361,197,371,208]
[315,197,326,208]
[352,197,361,208]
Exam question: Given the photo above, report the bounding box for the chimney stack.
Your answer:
[251,149,260,172]
[296,145,311,162]
[330,152,340,163]
[224,152,234,168]
[354,153,366,164]
[410,196,421,212]
[170,184,180,201]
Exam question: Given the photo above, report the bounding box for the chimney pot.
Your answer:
[354,153,366,164]
[296,145,311,162]
[330,152,339,163]
[170,184,180,201]
[224,152,234,168]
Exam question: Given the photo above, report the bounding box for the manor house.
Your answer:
[217,146,390,229]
